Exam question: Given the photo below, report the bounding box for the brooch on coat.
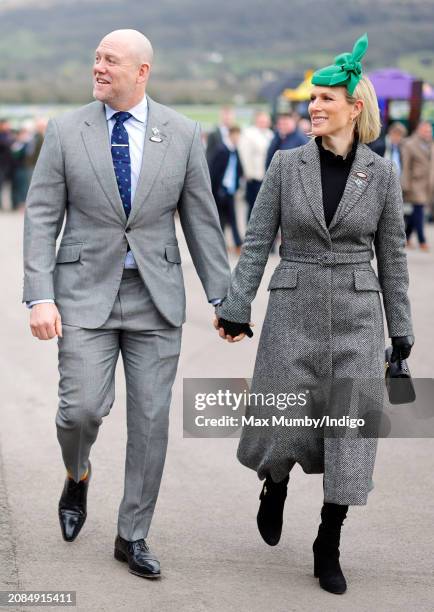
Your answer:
[353,171,368,188]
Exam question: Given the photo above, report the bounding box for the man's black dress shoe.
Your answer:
[257,474,289,546]
[114,535,161,579]
[58,461,91,542]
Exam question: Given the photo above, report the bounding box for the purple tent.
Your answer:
[368,68,434,100]
[368,68,415,99]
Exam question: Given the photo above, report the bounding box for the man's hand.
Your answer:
[213,316,254,343]
[30,303,63,340]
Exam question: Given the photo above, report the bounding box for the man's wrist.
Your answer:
[209,298,223,306]
[27,299,55,309]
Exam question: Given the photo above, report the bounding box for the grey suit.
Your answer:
[23,98,229,326]
[23,97,230,539]
[216,139,414,505]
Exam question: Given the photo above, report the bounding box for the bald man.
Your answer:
[23,30,230,578]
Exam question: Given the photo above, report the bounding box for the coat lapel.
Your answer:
[299,139,376,235]
[126,96,171,227]
[298,139,329,239]
[328,143,375,231]
[81,101,127,223]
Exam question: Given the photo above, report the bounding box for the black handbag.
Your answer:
[385,346,416,405]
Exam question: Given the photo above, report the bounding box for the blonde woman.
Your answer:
[215,34,414,594]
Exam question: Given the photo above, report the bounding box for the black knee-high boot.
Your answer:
[312,502,348,594]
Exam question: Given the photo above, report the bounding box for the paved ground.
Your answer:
[0,208,433,612]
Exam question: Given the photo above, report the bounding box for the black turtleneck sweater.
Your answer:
[315,136,358,227]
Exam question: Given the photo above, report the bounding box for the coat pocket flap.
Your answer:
[56,243,82,263]
[165,245,181,263]
[267,268,298,290]
[354,270,382,292]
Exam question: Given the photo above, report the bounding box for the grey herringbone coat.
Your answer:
[216,138,414,505]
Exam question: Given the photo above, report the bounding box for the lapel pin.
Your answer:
[150,127,163,143]
[353,171,368,188]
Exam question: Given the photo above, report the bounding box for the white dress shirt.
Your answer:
[28,96,148,307]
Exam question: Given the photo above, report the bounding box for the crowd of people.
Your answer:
[206,106,309,254]
[1,108,433,253]
[374,120,434,251]
[0,117,47,212]
[206,107,434,254]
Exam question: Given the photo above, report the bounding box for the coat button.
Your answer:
[126,227,131,233]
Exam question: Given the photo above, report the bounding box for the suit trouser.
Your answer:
[215,191,243,247]
[405,203,426,244]
[245,179,262,222]
[56,268,182,541]
[0,167,10,209]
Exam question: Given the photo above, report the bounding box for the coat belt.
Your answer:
[279,247,373,266]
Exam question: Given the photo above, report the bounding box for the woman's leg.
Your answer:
[257,473,290,546]
[313,501,349,594]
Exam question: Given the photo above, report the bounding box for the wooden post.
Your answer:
[408,79,423,133]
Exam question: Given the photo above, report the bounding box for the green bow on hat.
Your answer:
[311,33,368,95]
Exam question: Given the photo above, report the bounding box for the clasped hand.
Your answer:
[213,316,254,343]
[390,335,414,362]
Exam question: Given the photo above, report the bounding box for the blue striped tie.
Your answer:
[111,111,132,218]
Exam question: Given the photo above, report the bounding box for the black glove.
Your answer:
[391,335,414,362]
[218,318,253,338]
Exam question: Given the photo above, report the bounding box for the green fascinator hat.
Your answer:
[311,33,368,95]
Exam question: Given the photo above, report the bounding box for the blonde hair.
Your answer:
[345,75,381,143]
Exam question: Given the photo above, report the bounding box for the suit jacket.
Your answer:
[265,129,309,169]
[400,133,434,205]
[205,127,224,165]
[0,132,13,174]
[368,131,386,157]
[208,143,243,199]
[22,97,230,328]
